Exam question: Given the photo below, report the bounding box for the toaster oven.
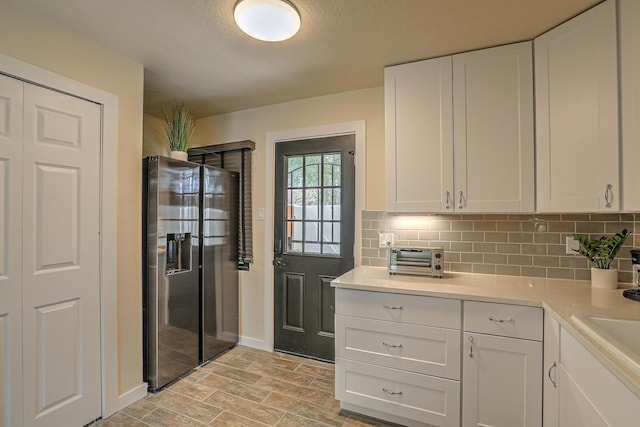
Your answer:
[388,247,444,277]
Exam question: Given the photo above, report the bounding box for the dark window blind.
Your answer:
[188,141,255,270]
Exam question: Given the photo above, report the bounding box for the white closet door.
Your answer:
[21,84,101,427]
[0,73,24,427]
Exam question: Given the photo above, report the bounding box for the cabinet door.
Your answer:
[620,0,640,211]
[463,333,542,427]
[543,312,560,427]
[535,0,619,212]
[385,57,453,212]
[557,364,604,427]
[560,327,637,426]
[453,42,534,213]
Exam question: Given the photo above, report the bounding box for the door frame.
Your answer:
[264,121,365,352]
[0,53,120,418]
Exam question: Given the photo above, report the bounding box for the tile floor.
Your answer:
[96,346,399,426]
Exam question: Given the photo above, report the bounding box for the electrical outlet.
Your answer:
[379,233,394,248]
[566,236,579,254]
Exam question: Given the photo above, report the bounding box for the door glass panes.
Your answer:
[286,152,342,255]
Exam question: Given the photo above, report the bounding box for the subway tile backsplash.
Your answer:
[361,212,639,283]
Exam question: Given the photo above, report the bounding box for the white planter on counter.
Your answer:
[590,267,618,289]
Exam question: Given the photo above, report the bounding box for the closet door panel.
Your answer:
[21,84,101,427]
[0,73,23,427]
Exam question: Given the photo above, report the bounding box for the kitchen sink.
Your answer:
[571,314,640,374]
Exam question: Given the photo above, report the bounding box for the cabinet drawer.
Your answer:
[463,301,542,341]
[336,288,461,329]
[336,315,460,380]
[336,358,460,427]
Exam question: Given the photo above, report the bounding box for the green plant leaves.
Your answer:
[163,103,195,152]
[572,229,630,269]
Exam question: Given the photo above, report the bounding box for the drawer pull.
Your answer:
[383,305,404,310]
[488,316,515,324]
[382,387,403,396]
[382,342,403,349]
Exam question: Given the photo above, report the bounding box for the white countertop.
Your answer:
[332,266,640,397]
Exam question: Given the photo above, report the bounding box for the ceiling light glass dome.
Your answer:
[234,0,301,42]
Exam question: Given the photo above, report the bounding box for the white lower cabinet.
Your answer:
[336,359,460,427]
[542,313,638,426]
[557,328,636,426]
[335,289,461,427]
[543,312,560,427]
[462,302,543,427]
[462,333,542,427]
[557,364,608,427]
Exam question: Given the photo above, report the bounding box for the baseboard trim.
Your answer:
[118,383,148,411]
[238,336,272,352]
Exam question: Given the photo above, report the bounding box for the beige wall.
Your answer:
[144,87,385,343]
[0,2,144,394]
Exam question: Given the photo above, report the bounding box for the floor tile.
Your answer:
[205,391,285,425]
[256,376,339,408]
[101,346,399,427]
[146,390,222,424]
[210,411,269,426]
[141,407,208,427]
[250,363,315,387]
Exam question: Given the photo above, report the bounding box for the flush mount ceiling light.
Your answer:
[234,0,300,42]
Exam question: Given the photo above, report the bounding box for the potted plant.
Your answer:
[163,103,195,161]
[572,229,630,289]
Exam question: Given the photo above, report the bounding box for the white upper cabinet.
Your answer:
[385,42,534,213]
[620,0,640,211]
[385,57,453,213]
[453,42,534,213]
[535,0,619,212]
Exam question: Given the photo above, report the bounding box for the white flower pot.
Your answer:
[590,267,618,289]
[169,150,188,161]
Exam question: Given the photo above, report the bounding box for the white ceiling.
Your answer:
[15,0,601,118]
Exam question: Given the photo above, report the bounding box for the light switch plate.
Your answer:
[566,236,579,254]
[379,233,394,248]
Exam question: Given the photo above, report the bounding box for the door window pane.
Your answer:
[305,189,319,219]
[323,153,341,186]
[287,220,302,253]
[287,189,302,220]
[285,152,342,256]
[305,155,321,187]
[288,156,303,188]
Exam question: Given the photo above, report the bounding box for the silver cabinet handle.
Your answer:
[382,387,403,395]
[548,361,557,389]
[383,305,403,310]
[488,316,515,324]
[458,190,464,209]
[468,335,474,358]
[604,184,613,208]
[445,191,451,209]
[382,342,403,349]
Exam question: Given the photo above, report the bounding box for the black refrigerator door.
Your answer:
[201,165,239,362]
[143,156,201,391]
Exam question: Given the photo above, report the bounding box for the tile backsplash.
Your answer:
[361,212,639,283]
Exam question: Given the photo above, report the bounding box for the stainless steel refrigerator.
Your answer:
[143,156,239,391]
